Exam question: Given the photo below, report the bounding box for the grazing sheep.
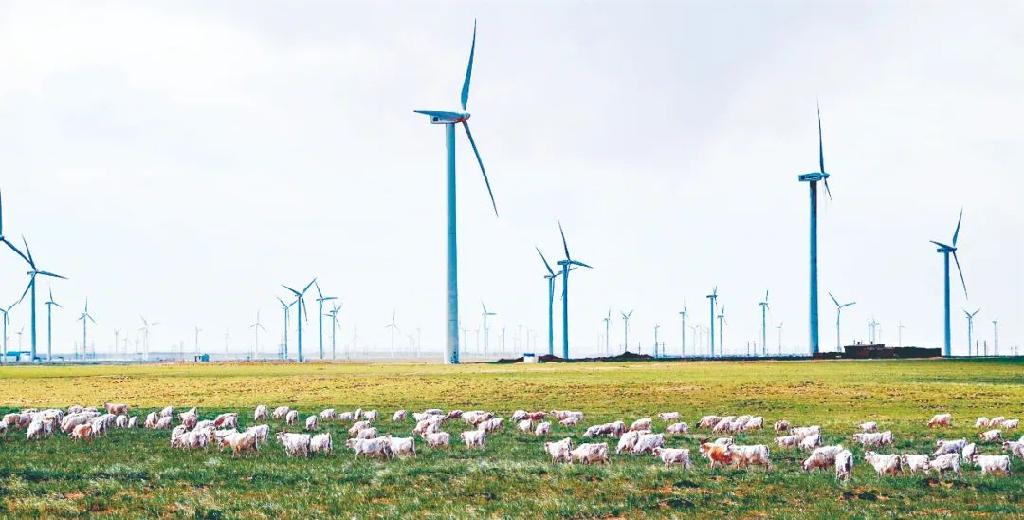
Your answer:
[834,449,853,481]
[544,437,573,462]
[254,405,269,422]
[774,420,791,432]
[461,429,486,449]
[929,453,961,476]
[310,433,332,455]
[864,452,901,476]
[927,414,952,428]
[277,432,312,457]
[355,427,378,439]
[285,410,299,425]
[392,410,407,422]
[652,447,693,469]
[571,443,609,465]
[305,415,319,431]
[666,422,689,435]
[902,454,930,474]
[535,422,551,436]
[424,432,450,448]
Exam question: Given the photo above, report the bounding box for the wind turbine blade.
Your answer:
[14,277,32,307]
[929,240,951,249]
[558,221,570,259]
[536,247,555,276]
[572,260,593,269]
[952,251,967,298]
[21,235,34,268]
[2,239,30,265]
[952,207,963,247]
[817,100,825,174]
[283,285,301,296]
[303,278,318,293]
[461,19,476,111]
[462,122,497,217]
[823,178,833,200]
[829,291,839,307]
[37,270,67,280]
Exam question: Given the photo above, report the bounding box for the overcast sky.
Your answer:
[0,0,1020,360]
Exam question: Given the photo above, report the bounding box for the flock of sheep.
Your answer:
[3,404,1022,481]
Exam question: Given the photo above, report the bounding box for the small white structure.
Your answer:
[524,353,539,364]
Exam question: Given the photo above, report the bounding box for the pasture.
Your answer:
[1,359,1023,518]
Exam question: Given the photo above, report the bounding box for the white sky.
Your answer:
[0,0,1021,359]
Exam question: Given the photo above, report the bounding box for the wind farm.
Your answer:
[0,5,1021,517]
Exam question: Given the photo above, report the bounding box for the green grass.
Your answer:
[1,359,1023,518]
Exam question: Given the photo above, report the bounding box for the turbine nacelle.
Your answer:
[414,110,470,124]
[798,172,830,183]
[930,240,956,253]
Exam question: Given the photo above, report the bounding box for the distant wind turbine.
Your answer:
[276,296,295,359]
[620,310,633,354]
[867,318,879,344]
[992,319,999,356]
[556,222,592,359]
[1,304,13,363]
[931,209,968,357]
[14,237,67,361]
[250,311,266,358]
[652,324,661,358]
[963,308,980,357]
[414,20,498,365]
[481,302,496,356]
[79,301,96,360]
[325,303,341,360]
[283,278,317,362]
[536,247,559,356]
[797,103,834,356]
[602,309,612,356]
[829,292,856,352]
[44,288,62,362]
[194,326,201,355]
[139,316,160,359]
[314,283,337,360]
[758,290,770,356]
[717,306,727,355]
[897,321,906,347]
[678,304,687,357]
[706,287,719,356]
[777,322,784,354]
[386,310,399,356]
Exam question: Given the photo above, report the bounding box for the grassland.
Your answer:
[1,359,1023,518]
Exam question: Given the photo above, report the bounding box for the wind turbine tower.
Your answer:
[620,310,633,354]
[678,305,687,357]
[314,283,337,360]
[15,237,67,361]
[283,279,317,362]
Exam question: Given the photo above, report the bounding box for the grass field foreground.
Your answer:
[1,359,1023,518]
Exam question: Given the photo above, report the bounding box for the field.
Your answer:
[1,359,1023,518]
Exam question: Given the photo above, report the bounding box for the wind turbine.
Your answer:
[717,306,727,355]
[777,322,784,354]
[325,303,341,360]
[386,310,399,356]
[652,324,660,358]
[139,316,158,359]
[276,296,295,359]
[14,237,67,361]
[797,103,834,357]
[706,287,718,356]
[44,288,62,362]
[931,209,968,357]
[414,20,498,365]
[992,319,999,356]
[250,311,266,358]
[897,321,906,347]
[78,301,95,360]
[194,326,201,355]
[867,318,879,344]
[828,292,856,353]
[283,278,316,362]
[758,291,769,356]
[314,283,337,360]
[481,302,496,356]
[113,329,120,357]
[556,222,592,359]
[963,308,980,357]
[536,247,559,356]
[620,310,633,354]
[602,309,612,356]
[678,304,687,357]
[1,304,12,363]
